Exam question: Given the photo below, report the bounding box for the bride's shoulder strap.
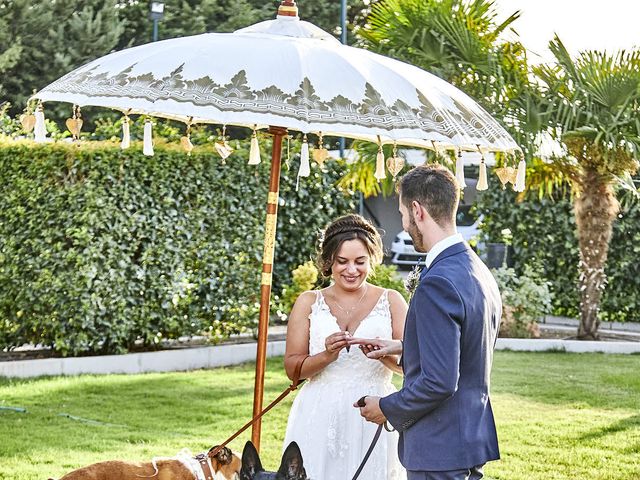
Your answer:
[380,287,390,305]
[310,289,326,311]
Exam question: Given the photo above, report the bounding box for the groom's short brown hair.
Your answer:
[398,164,459,227]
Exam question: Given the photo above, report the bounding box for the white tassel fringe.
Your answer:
[121,118,130,150]
[34,109,47,143]
[143,120,154,156]
[455,152,466,189]
[248,130,261,165]
[477,160,488,191]
[514,158,526,192]
[296,135,311,191]
[374,145,386,180]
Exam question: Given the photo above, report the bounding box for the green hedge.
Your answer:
[477,174,640,322]
[0,139,355,355]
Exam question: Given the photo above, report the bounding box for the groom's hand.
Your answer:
[348,338,403,359]
[354,396,386,424]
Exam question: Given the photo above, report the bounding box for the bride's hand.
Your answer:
[359,342,383,358]
[324,331,350,358]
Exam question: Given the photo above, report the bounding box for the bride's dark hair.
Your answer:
[317,214,383,277]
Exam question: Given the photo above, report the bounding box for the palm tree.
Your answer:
[532,38,640,339]
[343,0,528,197]
[358,0,527,114]
[352,0,640,339]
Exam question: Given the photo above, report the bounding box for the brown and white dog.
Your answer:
[50,445,241,480]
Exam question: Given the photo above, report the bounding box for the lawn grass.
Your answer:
[0,351,639,479]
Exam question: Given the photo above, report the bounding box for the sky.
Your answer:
[493,0,640,63]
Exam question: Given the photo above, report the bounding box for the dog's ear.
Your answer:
[277,442,306,480]
[241,441,263,480]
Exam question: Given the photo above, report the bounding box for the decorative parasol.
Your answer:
[31,0,522,449]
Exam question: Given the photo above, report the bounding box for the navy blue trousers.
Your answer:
[407,465,484,480]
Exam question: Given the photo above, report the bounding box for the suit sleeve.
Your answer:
[380,274,464,432]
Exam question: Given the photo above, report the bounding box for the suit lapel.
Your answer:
[424,242,468,275]
[410,241,468,313]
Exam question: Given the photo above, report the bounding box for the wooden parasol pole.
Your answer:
[251,126,288,451]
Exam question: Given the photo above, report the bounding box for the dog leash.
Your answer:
[351,396,394,480]
[209,355,310,458]
[351,423,383,480]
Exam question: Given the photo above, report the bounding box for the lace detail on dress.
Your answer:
[308,290,393,385]
[284,288,405,480]
[314,289,390,329]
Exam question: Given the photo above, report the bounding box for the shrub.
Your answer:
[279,260,319,315]
[0,139,355,355]
[369,263,410,301]
[493,264,553,338]
[477,173,640,323]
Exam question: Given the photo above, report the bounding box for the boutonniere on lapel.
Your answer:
[404,263,423,299]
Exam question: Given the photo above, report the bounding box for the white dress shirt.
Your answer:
[424,233,464,269]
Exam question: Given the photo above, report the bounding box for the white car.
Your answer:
[389,206,483,268]
[389,230,425,267]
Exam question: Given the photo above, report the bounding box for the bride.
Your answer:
[283,214,408,480]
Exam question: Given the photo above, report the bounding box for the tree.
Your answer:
[0,1,124,116]
[114,0,371,48]
[532,38,640,339]
[358,0,526,115]
[1,0,370,116]
[346,0,640,340]
[343,0,529,197]
[0,14,22,101]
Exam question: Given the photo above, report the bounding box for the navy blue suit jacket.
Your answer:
[380,242,501,471]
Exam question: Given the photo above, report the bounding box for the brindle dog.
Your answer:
[240,441,307,480]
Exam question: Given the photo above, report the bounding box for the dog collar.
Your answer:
[195,453,215,480]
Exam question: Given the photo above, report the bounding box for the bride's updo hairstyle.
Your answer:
[318,214,383,277]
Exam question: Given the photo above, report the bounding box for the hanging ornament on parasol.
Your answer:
[386,142,405,180]
[312,132,329,166]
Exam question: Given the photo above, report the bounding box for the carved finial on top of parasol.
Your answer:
[277,0,298,18]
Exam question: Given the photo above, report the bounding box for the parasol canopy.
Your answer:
[34,7,518,153]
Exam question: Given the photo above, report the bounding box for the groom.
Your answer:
[352,165,502,479]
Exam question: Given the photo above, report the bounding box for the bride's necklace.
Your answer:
[330,284,369,319]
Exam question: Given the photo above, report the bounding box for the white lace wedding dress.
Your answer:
[283,289,406,480]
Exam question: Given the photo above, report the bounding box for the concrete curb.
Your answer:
[2,337,639,379]
[496,338,640,354]
[0,341,286,379]
[543,316,640,332]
